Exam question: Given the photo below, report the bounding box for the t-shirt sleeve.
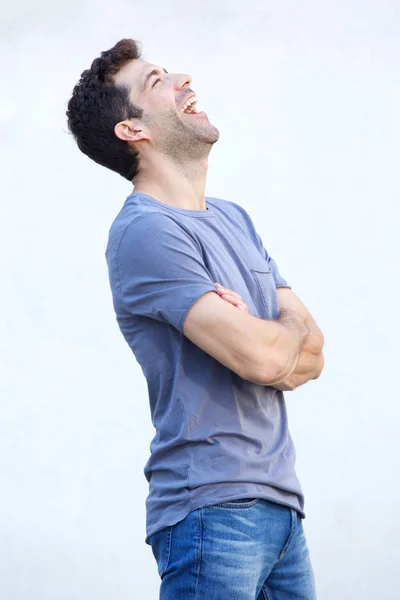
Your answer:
[267,255,291,289]
[114,212,217,333]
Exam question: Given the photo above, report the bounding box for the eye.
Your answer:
[152,78,161,87]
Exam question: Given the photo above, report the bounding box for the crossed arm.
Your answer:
[212,284,324,392]
[271,287,324,391]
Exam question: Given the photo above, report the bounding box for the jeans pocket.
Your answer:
[149,526,173,578]
[213,498,260,509]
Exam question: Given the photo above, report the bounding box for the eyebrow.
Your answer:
[142,68,168,90]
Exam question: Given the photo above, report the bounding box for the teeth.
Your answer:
[182,95,197,112]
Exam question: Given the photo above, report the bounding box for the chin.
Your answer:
[212,127,220,142]
[203,122,220,144]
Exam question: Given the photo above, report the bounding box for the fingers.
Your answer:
[235,303,248,311]
[215,283,243,303]
[215,283,248,311]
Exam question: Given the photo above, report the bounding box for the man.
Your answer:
[67,38,324,600]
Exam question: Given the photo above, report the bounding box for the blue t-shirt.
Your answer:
[105,192,304,542]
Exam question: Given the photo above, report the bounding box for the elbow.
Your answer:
[246,352,293,387]
[312,353,325,380]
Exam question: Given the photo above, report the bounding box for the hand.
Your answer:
[215,283,249,312]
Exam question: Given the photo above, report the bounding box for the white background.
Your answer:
[1,1,399,598]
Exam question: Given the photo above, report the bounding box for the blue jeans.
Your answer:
[149,498,316,600]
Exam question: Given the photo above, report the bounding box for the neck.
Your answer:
[132,151,209,211]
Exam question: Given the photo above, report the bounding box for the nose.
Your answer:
[174,73,192,90]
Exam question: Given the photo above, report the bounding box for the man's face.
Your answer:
[114,59,220,153]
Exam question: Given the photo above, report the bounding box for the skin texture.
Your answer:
[182,290,307,386]
[112,59,219,212]
[274,288,324,390]
[108,56,324,391]
[215,283,324,391]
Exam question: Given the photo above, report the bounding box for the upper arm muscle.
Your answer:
[182,291,281,384]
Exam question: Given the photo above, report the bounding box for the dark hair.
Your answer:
[66,39,143,181]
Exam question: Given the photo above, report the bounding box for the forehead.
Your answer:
[114,59,157,91]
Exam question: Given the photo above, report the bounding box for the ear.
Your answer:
[114,119,150,143]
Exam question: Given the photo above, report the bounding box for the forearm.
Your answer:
[212,282,322,387]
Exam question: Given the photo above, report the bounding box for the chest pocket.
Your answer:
[250,265,279,320]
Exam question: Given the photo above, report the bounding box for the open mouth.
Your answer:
[181,95,198,115]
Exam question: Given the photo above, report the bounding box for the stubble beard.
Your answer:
[150,109,219,164]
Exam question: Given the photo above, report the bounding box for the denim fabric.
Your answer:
[149,498,316,600]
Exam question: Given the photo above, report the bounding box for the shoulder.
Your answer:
[208,196,253,222]
[107,207,205,282]
[207,196,257,239]
[110,204,178,238]
[107,205,185,257]
[207,196,244,214]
